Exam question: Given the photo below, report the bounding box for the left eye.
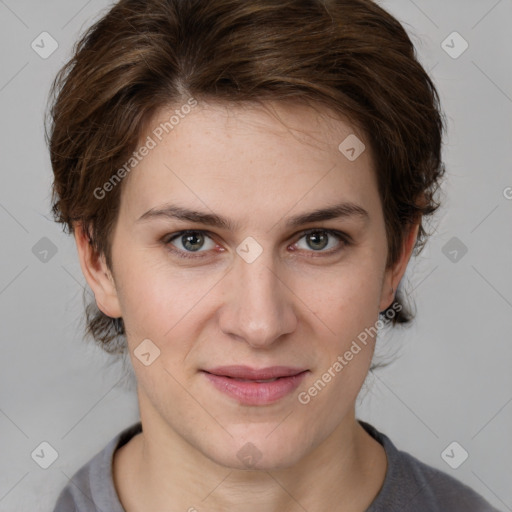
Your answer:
[293,229,346,253]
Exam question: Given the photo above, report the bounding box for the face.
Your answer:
[80,100,411,470]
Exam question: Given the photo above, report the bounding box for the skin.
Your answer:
[74,99,419,512]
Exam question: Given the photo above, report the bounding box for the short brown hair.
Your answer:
[45,0,446,355]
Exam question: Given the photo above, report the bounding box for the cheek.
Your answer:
[305,259,384,336]
[296,268,383,408]
[114,251,204,333]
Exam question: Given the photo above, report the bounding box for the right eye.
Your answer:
[162,230,218,259]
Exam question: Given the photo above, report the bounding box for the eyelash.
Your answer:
[162,228,352,260]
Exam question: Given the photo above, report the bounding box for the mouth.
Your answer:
[201,366,309,405]
[202,365,308,380]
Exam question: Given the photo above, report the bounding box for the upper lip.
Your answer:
[202,366,308,380]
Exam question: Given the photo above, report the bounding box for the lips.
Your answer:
[201,366,309,405]
[202,365,307,380]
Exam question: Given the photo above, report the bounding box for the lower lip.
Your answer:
[202,371,309,405]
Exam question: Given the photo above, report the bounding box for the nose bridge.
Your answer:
[219,244,296,347]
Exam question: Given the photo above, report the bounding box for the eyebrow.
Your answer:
[136,201,369,230]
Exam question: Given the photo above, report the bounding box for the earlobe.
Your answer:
[73,222,123,319]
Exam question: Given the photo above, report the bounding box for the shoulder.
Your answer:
[359,421,503,512]
[52,422,142,512]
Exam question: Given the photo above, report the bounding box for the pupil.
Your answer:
[308,231,328,250]
[183,232,203,251]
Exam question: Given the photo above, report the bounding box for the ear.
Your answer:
[73,222,122,318]
[379,221,420,312]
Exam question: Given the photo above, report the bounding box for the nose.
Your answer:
[218,248,297,349]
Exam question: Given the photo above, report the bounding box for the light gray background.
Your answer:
[0,0,511,510]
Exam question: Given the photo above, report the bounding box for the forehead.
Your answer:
[148,99,368,158]
[119,100,378,223]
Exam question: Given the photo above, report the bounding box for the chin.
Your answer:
[203,427,311,471]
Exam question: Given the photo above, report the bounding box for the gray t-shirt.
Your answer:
[53,420,502,512]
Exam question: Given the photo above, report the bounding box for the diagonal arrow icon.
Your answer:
[134,339,161,366]
[31,441,58,468]
[236,237,263,263]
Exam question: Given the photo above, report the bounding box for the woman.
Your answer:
[47,0,502,510]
